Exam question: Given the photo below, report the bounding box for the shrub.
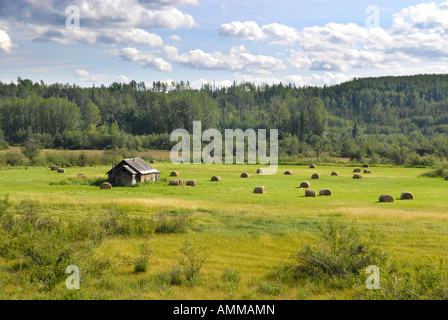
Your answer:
[257,281,282,296]
[221,268,241,284]
[421,162,448,177]
[178,241,208,281]
[134,241,152,273]
[291,219,388,279]
[153,211,193,234]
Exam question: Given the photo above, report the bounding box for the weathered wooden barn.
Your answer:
[107,157,160,186]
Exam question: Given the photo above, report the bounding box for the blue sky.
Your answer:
[0,0,447,88]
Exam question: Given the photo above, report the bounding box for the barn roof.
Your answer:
[107,157,160,175]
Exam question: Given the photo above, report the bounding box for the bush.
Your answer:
[291,219,388,279]
[421,162,448,177]
[134,241,152,273]
[153,211,193,234]
[221,268,241,284]
[178,241,208,281]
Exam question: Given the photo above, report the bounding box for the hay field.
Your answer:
[1,163,448,299]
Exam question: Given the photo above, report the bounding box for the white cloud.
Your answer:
[218,21,266,41]
[0,0,198,48]
[172,45,286,74]
[76,69,131,83]
[0,30,15,52]
[108,47,173,71]
[168,34,182,41]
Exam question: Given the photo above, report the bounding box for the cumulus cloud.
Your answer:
[0,0,198,47]
[168,34,182,41]
[76,69,131,83]
[108,47,173,71]
[218,21,266,41]
[172,45,286,74]
[218,1,448,77]
[0,29,15,52]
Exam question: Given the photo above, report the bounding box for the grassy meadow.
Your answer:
[1,161,448,300]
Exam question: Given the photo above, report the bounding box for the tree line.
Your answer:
[1,75,448,165]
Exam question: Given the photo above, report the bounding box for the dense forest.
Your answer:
[1,74,448,165]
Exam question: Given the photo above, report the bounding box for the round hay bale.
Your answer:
[305,189,317,197]
[310,164,316,169]
[150,160,156,164]
[311,173,320,180]
[57,168,66,173]
[169,179,185,186]
[300,181,311,188]
[379,194,394,203]
[211,176,221,182]
[51,166,59,171]
[401,192,414,200]
[186,180,198,187]
[319,189,332,196]
[363,163,369,168]
[353,174,363,179]
[353,168,361,173]
[257,169,263,174]
[100,182,112,190]
[331,170,339,176]
[284,170,293,175]
[241,173,250,178]
[77,173,86,178]
[170,171,180,177]
[254,186,267,194]
[364,169,372,174]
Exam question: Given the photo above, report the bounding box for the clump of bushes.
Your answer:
[421,162,448,177]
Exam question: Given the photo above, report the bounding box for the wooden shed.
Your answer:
[106,157,160,186]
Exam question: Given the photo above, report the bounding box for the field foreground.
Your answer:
[1,163,448,300]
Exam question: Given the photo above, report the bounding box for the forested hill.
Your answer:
[1,74,448,165]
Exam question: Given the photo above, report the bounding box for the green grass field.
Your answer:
[1,163,448,299]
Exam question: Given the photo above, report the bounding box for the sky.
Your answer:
[0,0,448,88]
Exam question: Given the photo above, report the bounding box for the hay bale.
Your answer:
[363,163,369,168]
[186,180,198,187]
[319,189,332,196]
[311,173,320,180]
[170,171,180,177]
[257,169,263,174]
[241,173,250,178]
[57,168,66,173]
[364,169,372,174]
[254,186,267,194]
[401,192,414,200]
[284,170,293,175]
[305,189,317,197]
[100,182,112,190]
[331,170,339,176]
[310,164,316,169]
[353,174,363,179]
[77,173,86,178]
[169,179,185,186]
[150,160,156,164]
[300,181,311,188]
[353,168,361,173]
[51,166,59,171]
[379,194,394,203]
[211,176,221,182]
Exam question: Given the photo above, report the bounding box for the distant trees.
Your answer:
[0,74,448,164]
